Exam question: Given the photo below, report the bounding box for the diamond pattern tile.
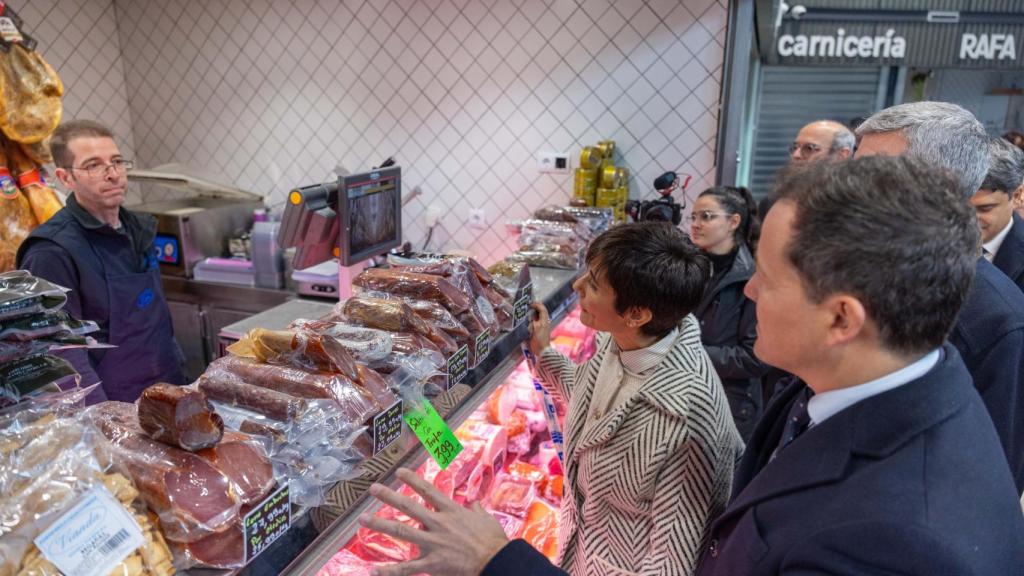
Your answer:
[27,0,727,265]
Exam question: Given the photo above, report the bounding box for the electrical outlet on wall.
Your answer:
[537,151,570,174]
[468,208,486,229]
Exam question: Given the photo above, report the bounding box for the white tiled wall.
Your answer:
[30,0,728,265]
[17,0,142,203]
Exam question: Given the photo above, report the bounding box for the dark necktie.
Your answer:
[771,386,814,460]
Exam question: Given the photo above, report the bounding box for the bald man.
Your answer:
[790,120,856,163]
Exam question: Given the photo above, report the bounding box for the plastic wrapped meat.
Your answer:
[226,327,359,380]
[353,268,471,313]
[491,511,524,540]
[356,364,398,409]
[137,383,224,451]
[0,44,64,144]
[488,260,532,300]
[487,475,536,517]
[169,520,244,570]
[521,499,559,560]
[87,401,241,543]
[507,249,580,270]
[195,430,276,506]
[292,319,393,363]
[343,295,458,355]
[198,374,307,422]
[206,356,382,425]
[349,526,419,563]
[534,205,613,234]
[0,270,67,320]
[403,298,470,339]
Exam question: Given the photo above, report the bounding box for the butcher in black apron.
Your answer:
[17,120,185,402]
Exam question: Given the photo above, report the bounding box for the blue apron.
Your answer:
[92,247,186,401]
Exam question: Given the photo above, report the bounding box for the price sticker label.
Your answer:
[516,283,534,304]
[404,399,463,470]
[34,486,144,576]
[0,17,23,43]
[372,399,404,455]
[243,484,291,563]
[473,329,491,368]
[446,344,469,390]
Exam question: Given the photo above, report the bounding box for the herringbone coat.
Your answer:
[537,315,742,576]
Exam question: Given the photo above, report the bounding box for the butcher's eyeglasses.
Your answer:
[71,159,134,178]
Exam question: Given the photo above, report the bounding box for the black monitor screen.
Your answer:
[340,166,402,265]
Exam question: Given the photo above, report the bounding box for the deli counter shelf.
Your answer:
[205,266,579,576]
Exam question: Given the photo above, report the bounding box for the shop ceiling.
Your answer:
[755,0,1024,68]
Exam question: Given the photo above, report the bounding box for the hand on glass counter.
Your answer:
[360,467,509,576]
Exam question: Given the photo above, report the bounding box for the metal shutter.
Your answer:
[749,66,884,198]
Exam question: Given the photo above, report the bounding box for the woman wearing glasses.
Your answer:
[689,186,768,442]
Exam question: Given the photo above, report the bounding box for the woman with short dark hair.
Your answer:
[527,222,742,576]
[690,186,769,442]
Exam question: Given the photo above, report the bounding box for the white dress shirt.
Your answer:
[807,349,941,426]
[585,327,678,428]
[983,217,1014,261]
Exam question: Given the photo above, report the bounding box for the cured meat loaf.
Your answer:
[196,430,276,506]
[343,296,458,355]
[170,520,245,569]
[353,268,471,313]
[89,402,240,543]
[208,356,381,425]
[137,383,224,451]
[198,375,307,422]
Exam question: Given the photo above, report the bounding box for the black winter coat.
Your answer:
[694,244,768,442]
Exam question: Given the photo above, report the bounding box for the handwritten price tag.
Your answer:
[243,484,291,563]
[404,399,463,470]
[446,344,470,390]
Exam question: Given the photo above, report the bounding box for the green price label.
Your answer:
[404,399,463,470]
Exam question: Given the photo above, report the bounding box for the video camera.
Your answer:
[625,171,692,225]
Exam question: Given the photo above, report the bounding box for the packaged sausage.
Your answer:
[352,268,471,314]
[342,295,458,355]
[136,383,224,451]
[0,414,174,576]
[385,253,503,334]
[203,355,386,427]
[86,401,242,543]
[225,327,359,381]
[290,319,394,363]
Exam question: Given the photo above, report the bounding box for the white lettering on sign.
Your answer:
[778,28,906,59]
[960,34,1016,60]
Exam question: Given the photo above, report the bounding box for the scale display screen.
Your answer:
[340,166,401,265]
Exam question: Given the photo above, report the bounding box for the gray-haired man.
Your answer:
[856,101,1024,493]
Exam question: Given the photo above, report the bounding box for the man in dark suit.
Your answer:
[856,101,1024,493]
[695,156,1024,575]
[973,137,1024,291]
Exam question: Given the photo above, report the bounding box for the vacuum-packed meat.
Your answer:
[137,383,224,451]
[207,356,381,425]
[353,268,471,313]
[196,431,275,506]
[198,375,306,422]
[170,521,245,569]
[88,402,240,543]
[343,296,457,355]
[291,320,393,363]
[227,327,358,380]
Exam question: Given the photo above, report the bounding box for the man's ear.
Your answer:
[627,306,654,330]
[822,294,867,348]
[54,167,74,190]
[835,148,852,160]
